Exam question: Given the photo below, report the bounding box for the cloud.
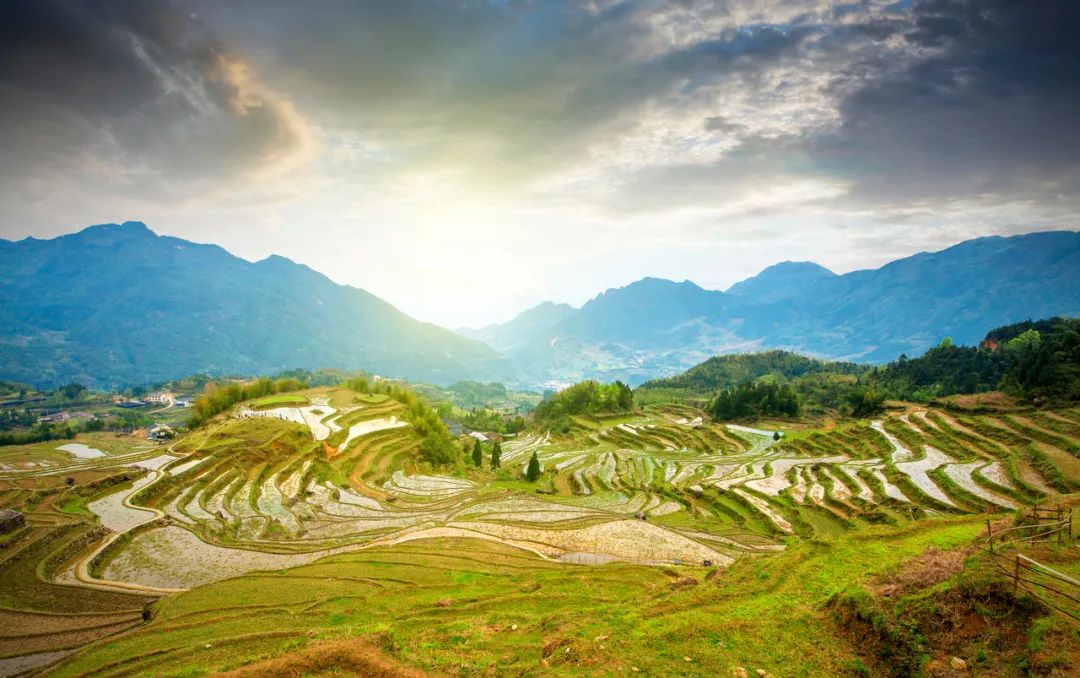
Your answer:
[815,0,1080,209]
[0,0,315,203]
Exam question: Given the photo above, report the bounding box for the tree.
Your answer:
[490,441,502,470]
[772,431,781,441]
[471,438,483,467]
[60,382,86,401]
[525,451,541,482]
[707,381,799,421]
[846,387,885,418]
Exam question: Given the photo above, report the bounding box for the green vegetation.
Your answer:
[0,420,79,446]
[249,393,308,408]
[641,350,865,396]
[5,358,1079,677]
[343,377,459,465]
[50,517,1076,678]
[525,450,541,481]
[870,317,1080,403]
[443,380,508,408]
[638,351,875,418]
[456,407,526,434]
[638,316,1080,420]
[846,386,886,418]
[707,381,799,421]
[533,380,634,432]
[187,377,307,428]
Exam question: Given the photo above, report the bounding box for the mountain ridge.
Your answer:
[0,221,507,389]
[3,223,1078,390]
[469,230,1080,385]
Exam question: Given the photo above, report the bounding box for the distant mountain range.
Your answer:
[464,231,1080,385]
[0,222,505,388]
[2,223,1077,389]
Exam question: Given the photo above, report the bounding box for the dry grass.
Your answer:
[871,544,975,598]
[212,637,433,678]
[936,391,1024,412]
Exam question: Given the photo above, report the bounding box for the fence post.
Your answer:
[1014,554,1020,594]
[986,519,993,554]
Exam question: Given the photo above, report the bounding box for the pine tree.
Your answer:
[471,438,483,467]
[525,451,541,482]
[490,441,502,470]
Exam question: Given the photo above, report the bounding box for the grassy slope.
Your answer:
[53,517,990,677]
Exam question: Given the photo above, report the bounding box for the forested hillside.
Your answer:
[870,317,1080,403]
[0,223,506,388]
[642,316,1080,422]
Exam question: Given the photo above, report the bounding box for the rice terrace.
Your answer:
[2,349,1079,676]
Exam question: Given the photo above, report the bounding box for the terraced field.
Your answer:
[43,519,1010,677]
[2,389,1078,675]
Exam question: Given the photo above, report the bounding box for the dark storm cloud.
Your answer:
[0,0,311,198]
[816,0,1080,206]
[539,0,1080,218]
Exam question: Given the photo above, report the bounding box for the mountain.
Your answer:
[499,278,756,386]
[725,261,837,303]
[0,222,507,388]
[735,231,1080,361]
[457,301,574,355]
[473,231,1080,385]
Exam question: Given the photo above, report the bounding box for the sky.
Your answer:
[1,0,1079,328]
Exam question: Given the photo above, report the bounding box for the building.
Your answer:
[0,509,24,534]
[144,392,173,405]
[36,411,70,424]
[148,424,176,440]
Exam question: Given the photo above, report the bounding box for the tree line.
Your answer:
[868,317,1080,403]
[186,377,308,428]
[532,380,634,432]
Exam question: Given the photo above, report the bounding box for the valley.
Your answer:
[1,379,1077,676]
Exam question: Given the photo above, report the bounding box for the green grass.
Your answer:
[57,493,91,516]
[249,393,309,408]
[50,518,992,677]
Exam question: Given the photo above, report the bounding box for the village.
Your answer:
[0,382,196,445]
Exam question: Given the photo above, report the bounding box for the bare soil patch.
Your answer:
[212,637,431,677]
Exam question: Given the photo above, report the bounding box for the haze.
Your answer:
[2,0,1078,327]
